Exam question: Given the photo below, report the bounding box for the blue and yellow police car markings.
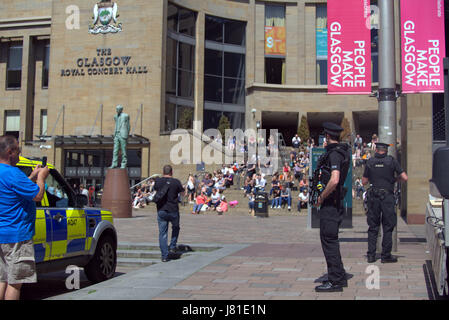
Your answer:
[33,209,51,262]
[41,193,49,207]
[48,209,67,260]
[85,209,103,238]
[83,209,112,252]
[84,209,102,252]
[66,209,87,254]
[85,237,93,252]
[101,210,113,224]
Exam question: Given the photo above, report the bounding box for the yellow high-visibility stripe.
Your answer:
[50,240,67,260]
[17,156,55,169]
[41,193,49,207]
[66,209,86,240]
[101,210,113,224]
[33,209,46,244]
[85,237,93,251]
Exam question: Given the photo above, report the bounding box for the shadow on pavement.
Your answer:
[21,270,126,300]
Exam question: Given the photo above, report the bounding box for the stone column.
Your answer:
[194,11,205,133]
[255,2,265,84]
[286,3,298,85]
[304,4,316,85]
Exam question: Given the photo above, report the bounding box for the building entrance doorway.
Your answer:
[353,111,378,144]
[261,111,298,146]
[307,112,344,146]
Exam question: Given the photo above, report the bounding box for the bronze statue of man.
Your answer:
[110,105,130,169]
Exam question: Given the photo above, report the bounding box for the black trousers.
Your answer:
[319,206,346,284]
[366,193,396,258]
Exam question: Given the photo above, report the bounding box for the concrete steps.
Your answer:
[116,243,222,268]
[117,257,159,267]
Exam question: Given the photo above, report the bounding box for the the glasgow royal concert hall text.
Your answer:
[60,48,148,77]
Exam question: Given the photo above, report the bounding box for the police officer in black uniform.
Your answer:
[362,142,408,263]
[314,122,351,292]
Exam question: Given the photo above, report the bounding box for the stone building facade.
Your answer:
[0,0,437,224]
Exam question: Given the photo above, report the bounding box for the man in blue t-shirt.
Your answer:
[0,136,49,300]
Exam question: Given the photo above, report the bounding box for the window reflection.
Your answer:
[204,15,246,130]
[165,3,196,132]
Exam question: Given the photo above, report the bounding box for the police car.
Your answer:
[16,157,117,283]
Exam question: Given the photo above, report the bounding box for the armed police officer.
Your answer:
[362,142,408,263]
[313,122,351,292]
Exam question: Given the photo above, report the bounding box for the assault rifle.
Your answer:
[309,168,324,206]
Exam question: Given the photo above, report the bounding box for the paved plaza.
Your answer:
[47,204,440,301]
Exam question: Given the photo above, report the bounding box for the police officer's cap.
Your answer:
[322,122,343,136]
[375,142,390,150]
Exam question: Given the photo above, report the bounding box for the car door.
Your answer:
[32,208,52,263]
[42,170,86,260]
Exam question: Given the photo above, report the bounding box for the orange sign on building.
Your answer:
[265,26,286,56]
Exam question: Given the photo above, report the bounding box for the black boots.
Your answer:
[381,255,398,263]
[315,281,344,292]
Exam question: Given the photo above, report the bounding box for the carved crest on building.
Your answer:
[89,0,122,34]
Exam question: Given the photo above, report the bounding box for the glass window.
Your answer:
[178,8,196,36]
[204,49,223,76]
[4,110,20,139]
[265,58,285,84]
[40,109,48,136]
[177,106,194,129]
[205,16,223,43]
[204,75,222,102]
[203,110,222,130]
[178,69,194,98]
[225,20,246,46]
[316,5,327,85]
[45,172,69,208]
[203,110,245,131]
[433,93,445,141]
[127,150,142,167]
[204,15,246,129]
[164,103,193,132]
[178,42,194,71]
[167,3,178,32]
[42,43,50,88]
[265,5,286,83]
[166,38,177,69]
[166,3,196,132]
[165,103,176,132]
[224,112,244,130]
[224,52,245,79]
[224,78,245,105]
[166,67,177,95]
[317,60,328,85]
[8,46,22,70]
[7,44,23,89]
[265,4,286,27]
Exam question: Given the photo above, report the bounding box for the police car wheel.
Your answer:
[84,235,117,283]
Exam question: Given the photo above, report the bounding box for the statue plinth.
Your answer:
[102,168,132,218]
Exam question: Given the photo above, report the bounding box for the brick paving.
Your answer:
[113,205,433,300]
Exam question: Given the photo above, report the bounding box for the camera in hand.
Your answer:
[42,156,47,167]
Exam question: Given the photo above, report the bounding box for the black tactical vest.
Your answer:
[365,153,396,193]
[318,143,350,202]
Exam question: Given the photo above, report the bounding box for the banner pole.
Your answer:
[377,0,398,253]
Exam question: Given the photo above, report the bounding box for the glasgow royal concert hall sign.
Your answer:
[60,48,149,77]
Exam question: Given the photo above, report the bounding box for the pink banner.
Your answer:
[327,0,372,94]
[401,0,446,93]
